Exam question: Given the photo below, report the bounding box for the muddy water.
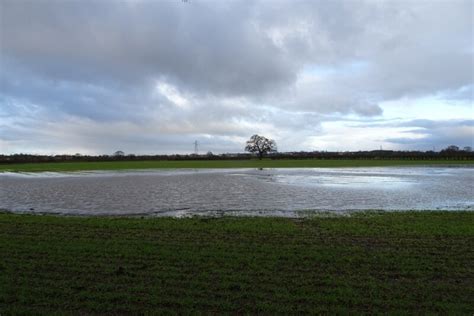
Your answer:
[0,167,473,217]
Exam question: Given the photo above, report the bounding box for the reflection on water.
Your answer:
[272,174,415,189]
[0,167,473,217]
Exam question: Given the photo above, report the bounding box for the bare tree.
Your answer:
[245,134,277,159]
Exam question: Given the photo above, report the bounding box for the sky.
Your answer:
[0,0,473,155]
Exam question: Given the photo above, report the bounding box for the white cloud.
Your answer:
[155,81,190,109]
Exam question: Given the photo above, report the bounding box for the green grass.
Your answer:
[1,211,473,314]
[1,159,473,172]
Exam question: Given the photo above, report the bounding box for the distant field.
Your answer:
[0,159,473,172]
[0,211,472,314]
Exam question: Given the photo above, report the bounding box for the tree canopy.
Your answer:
[245,134,277,159]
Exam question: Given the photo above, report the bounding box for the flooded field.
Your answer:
[1,167,473,217]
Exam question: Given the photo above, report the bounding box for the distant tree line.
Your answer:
[1,145,473,164]
[0,153,252,164]
[270,148,473,160]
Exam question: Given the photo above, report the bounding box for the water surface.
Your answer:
[1,167,473,217]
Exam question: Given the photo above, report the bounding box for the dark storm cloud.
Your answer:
[3,0,471,98]
[1,0,294,95]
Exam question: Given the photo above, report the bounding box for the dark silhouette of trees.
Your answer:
[1,144,473,165]
[245,134,277,159]
[445,145,460,152]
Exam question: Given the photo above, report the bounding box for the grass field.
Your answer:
[1,159,473,172]
[1,211,473,314]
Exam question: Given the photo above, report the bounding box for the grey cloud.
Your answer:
[398,119,474,129]
[1,68,165,122]
[384,119,474,150]
[3,0,471,99]
[0,0,472,154]
[443,85,473,101]
[354,119,474,129]
[1,0,294,96]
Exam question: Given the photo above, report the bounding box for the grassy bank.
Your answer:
[1,159,473,172]
[1,212,473,314]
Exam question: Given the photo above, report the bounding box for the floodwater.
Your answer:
[0,167,473,217]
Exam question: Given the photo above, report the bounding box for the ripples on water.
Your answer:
[1,167,473,217]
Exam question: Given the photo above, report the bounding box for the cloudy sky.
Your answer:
[0,0,472,155]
